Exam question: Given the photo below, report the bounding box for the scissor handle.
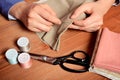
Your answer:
[59,61,88,73]
[70,50,89,61]
[58,50,90,73]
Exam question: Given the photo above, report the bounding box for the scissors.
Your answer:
[26,50,90,73]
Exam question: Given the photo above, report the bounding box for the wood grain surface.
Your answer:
[0,1,120,80]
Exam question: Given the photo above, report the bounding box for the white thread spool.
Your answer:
[17,37,30,52]
[5,48,18,64]
[18,53,32,69]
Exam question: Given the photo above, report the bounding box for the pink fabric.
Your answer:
[94,28,120,73]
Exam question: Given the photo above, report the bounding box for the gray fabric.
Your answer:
[36,0,94,51]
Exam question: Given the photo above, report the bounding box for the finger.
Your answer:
[82,13,103,27]
[37,7,61,25]
[30,27,43,32]
[28,20,52,32]
[81,22,102,32]
[69,24,87,30]
[35,23,52,32]
[31,12,53,26]
[71,7,82,19]
[69,24,100,32]
[71,6,88,19]
[71,5,92,19]
[69,24,80,30]
[40,4,56,16]
[73,20,84,27]
[84,26,101,32]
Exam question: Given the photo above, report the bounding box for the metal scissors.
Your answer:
[27,50,90,73]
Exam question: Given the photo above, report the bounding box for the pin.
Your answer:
[17,37,30,52]
[5,48,18,64]
[18,53,32,69]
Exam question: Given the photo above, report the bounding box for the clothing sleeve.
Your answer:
[0,0,23,19]
[115,0,120,4]
[113,0,120,6]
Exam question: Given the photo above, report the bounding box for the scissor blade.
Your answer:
[29,53,57,64]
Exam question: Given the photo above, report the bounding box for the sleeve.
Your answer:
[113,0,120,6]
[0,0,23,19]
[115,0,120,4]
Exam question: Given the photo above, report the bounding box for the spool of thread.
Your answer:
[17,37,30,52]
[18,53,32,69]
[5,48,18,64]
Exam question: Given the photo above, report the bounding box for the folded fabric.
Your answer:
[89,67,120,80]
[36,0,94,51]
[90,28,120,80]
[94,28,120,73]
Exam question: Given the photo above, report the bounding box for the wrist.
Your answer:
[9,1,31,20]
[97,0,115,6]
[96,0,115,14]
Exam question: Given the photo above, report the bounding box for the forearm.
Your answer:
[0,0,23,19]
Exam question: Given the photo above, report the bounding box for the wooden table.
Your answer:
[0,2,120,80]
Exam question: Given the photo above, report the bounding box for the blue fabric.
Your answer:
[0,0,23,18]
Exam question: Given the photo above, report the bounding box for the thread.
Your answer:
[5,48,18,64]
[17,37,30,52]
[18,53,32,69]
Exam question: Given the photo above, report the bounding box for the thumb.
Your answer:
[71,6,85,19]
[71,5,92,19]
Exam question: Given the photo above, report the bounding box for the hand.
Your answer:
[70,0,115,32]
[10,1,61,32]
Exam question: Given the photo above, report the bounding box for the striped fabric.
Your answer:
[0,0,23,18]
